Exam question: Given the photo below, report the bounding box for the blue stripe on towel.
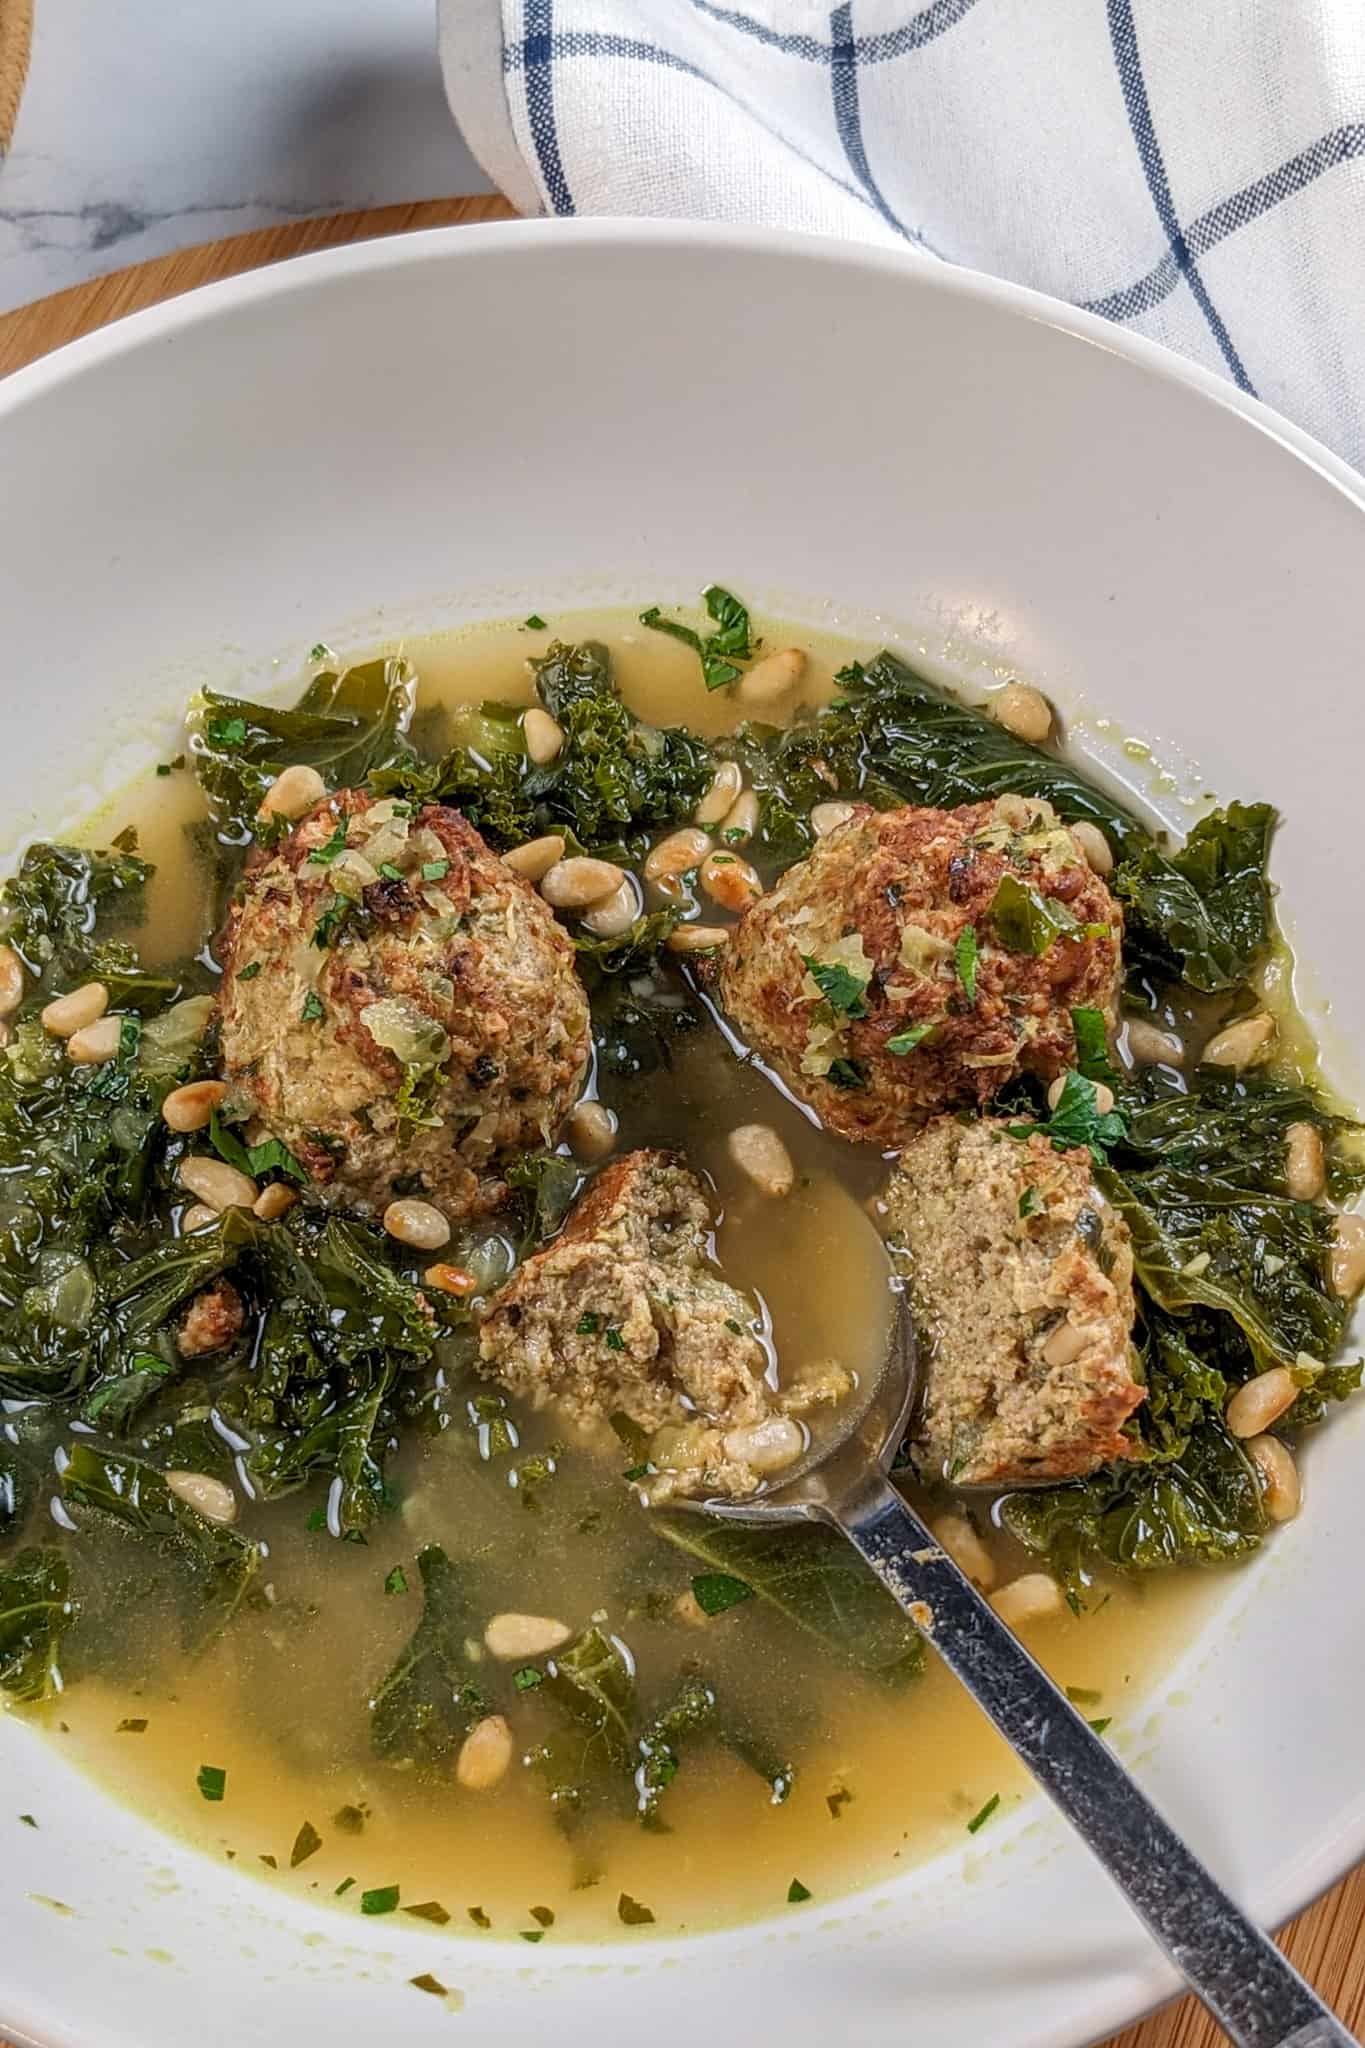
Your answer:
[522,0,575,216]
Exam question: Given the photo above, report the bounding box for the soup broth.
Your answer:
[4,606,1345,1941]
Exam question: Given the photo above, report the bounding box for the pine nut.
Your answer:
[0,945,24,1018]
[932,1513,997,1592]
[540,857,624,910]
[259,763,326,821]
[719,790,760,845]
[695,761,743,826]
[1284,1122,1326,1202]
[722,1416,805,1477]
[485,1612,572,1660]
[165,1470,238,1526]
[423,1262,478,1297]
[162,1079,230,1134]
[1202,1013,1275,1071]
[1225,1366,1297,1438]
[1048,1073,1113,1116]
[1070,821,1113,876]
[41,980,108,1037]
[700,850,761,912]
[455,1714,514,1791]
[1328,1213,1365,1298]
[644,828,711,882]
[382,1198,451,1251]
[67,1016,123,1064]
[565,1099,618,1162]
[667,924,731,954]
[1246,1435,1301,1522]
[1041,1319,1095,1369]
[736,647,806,710]
[810,800,856,839]
[181,1203,218,1233]
[989,1573,1063,1627]
[178,1155,259,1213]
[522,707,564,765]
[727,1123,794,1197]
[1125,1018,1184,1067]
[580,875,641,938]
[253,1182,297,1221]
[503,833,566,881]
[993,682,1052,744]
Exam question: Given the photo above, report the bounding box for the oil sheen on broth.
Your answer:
[41,611,1219,1940]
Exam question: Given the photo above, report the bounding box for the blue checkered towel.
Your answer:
[438,1,1365,469]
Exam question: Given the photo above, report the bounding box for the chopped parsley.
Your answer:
[1065,1685,1102,1706]
[334,1877,356,1897]
[410,1974,449,1997]
[640,584,753,691]
[235,960,261,981]
[206,715,247,749]
[723,1317,744,1335]
[1018,1186,1041,1219]
[787,1879,812,1904]
[421,859,450,881]
[332,1804,365,1834]
[1089,1717,1113,1735]
[403,1900,452,1924]
[691,1571,754,1616]
[378,861,403,881]
[966,1793,1000,1835]
[618,1892,656,1926]
[307,817,349,866]
[210,1110,309,1185]
[468,1906,491,1929]
[513,1665,544,1691]
[1070,1004,1122,1090]
[827,1057,867,1090]
[18,1814,37,1828]
[311,895,355,948]
[116,1718,148,1733]
[603,1324,625,1352]
[529,1905,555,1927]
[826,1786,853,1820]
[519,1929,545,1944]
[289,1821,322,1868]
[196,1764,226,1803]
[954,925,979,1004]
[523,614,548,631]
[384,1565,408,1596]
[887,1021,935,1056]
[1009,1070,1126,1165]
[360,1884,400,1916]
[300,990,325,1023]
[801,954,869,1018]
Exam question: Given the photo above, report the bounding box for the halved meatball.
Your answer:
[883,1116,1142,1487]
[717,796,1123,1147]
[216,791,591,1219]
[478,1150,806,1502]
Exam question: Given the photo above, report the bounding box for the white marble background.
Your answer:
[0,0,492,316]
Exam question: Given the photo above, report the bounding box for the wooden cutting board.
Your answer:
[2,199,1364,2048]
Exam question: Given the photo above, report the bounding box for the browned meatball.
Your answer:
[177,1279,245,1359]
[717,796,1123,1146]
[216,791,591,1219]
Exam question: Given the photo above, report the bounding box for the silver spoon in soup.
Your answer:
[683,1297,1357,2048]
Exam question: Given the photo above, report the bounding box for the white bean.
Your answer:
[540,857,624,909]
[67,1016,123,1064]
[162,1080,230,1134]
[522,707,564,765]
[253,1182,298,1221]
[719,790,760,845]
[727,1123,794,1198]
[736,647,806,710]
[1041,1319,1096,1369]
[644,828,711,883]
[1246,1435,1301,1523]
[1202,1013,1275,1071]
[580,875,641,939]
[1284,1122,1326,1202]
[565,1099,618,1162]
[181,1203,219,1233]
[666,924,731,954]
[383,1198,451,1251]
[722,1416,805,1477]
[485,1612,572,1660]
[1070,821,1113,876]
[1328,1213,1365,1298]
[165,1470,238,1526]
[503,833,566,881]
[700,850,761,912]
[455,1714,514,1791]
[0,945,24,1018]
[41,980,108,1038]
[932,1513,997,1592]
[694,761,743,827]
[989,1573,1063,1628]
[810,800,856,839]
[993,682,1052,744]
[259,764,326,821]
[179,1155,259,1213]
[1225,1366,1297,1438]
[1125,1018,1184,1068]
[1048,1073,1113,1116]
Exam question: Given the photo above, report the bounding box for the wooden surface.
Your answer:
[2,199,1364,2048]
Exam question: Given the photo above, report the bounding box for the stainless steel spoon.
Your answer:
[691,1299,1356,2048]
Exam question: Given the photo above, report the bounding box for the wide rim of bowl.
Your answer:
[3,216,1365,2048]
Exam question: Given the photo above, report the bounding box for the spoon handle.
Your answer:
[827,1473,1357,2048]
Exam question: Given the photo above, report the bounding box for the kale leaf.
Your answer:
[369,1545,488,1766]
[0,1548,76,1701]
[1115,801,1275,993]
[639,585,754,691]
[0,842,151,983]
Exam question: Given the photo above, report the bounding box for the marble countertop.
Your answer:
[0,0,491,316]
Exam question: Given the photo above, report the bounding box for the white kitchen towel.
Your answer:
[439,1,1365,470]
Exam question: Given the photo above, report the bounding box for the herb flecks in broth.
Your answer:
[0,593,1359,1935]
